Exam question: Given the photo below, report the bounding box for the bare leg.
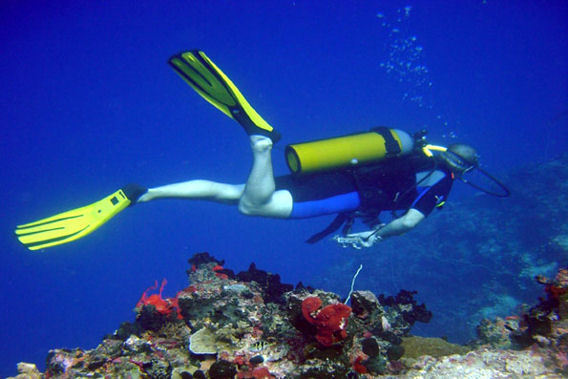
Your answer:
[240,136,276,204]
[137,135,292,217]
[238,135,293,217]
[138,181,245,204]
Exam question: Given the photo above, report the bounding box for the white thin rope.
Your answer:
[344,264,363,304]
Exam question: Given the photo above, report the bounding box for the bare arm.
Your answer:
[374,208,425,239]
[334,209,425,249]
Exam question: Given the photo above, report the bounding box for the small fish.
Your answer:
[249,340,272,353]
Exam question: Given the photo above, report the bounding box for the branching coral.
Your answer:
[136,279,182,319]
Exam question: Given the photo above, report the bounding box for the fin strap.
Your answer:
[305,213,350,244]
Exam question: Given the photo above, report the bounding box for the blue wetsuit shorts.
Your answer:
[275,172,361,218]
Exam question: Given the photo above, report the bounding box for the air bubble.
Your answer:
[377,6,442,115]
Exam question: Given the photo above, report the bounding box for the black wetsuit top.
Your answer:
[275,153,454,218]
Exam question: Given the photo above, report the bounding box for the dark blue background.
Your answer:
[1,0,566,375]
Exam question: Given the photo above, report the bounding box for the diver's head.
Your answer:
[441,144,479,176]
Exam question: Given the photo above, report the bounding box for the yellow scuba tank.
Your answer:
[285,127,414,175]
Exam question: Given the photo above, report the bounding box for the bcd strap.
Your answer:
[306,212,350,244]
[372,127,401,157]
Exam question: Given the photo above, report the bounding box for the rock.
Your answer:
[112,321,143,340]
[237,262,293,304]
[97,338,123,357]
[351,291,383,318]
[361,337,380,357]
[364,355,388,375]
[249,355,264,364]
[136,304,171,331]
[475,317,519,349]
[401,335,470,359]
[297,358,350,378]
[188,252,225,267]
[171,367,197,379]
[146,358,172,378]
[123,335,151,353]
[405,348,552,377]
[386,344,405,361]
[208,359,237,379]
[7,362,42,379]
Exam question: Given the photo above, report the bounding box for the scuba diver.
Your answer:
[14,51,509,251]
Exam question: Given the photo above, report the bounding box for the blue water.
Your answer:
[1,1,566,376]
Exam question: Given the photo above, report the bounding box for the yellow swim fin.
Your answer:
[14,184,146,251]
[168,50,280,142]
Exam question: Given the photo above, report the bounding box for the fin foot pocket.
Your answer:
[122,183,148,205]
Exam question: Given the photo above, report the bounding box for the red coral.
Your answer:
[302,297,322,321]
[233,354,247,366]
[353,355,368,374]
[236,367,275,379]
[301,296,352,346]
[212,265,229,279]
[546,284,568,299]
[251,367,274,378]
[184,285,198,293]
[538,268,568,300]
[136,279,183,319]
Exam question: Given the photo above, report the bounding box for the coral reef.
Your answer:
[472,266,568,375]
[8,253,568,377]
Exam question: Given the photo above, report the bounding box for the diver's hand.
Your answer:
[333,229,383,249]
